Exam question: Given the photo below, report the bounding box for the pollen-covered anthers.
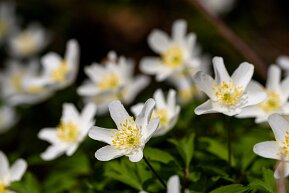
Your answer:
[152,108,169,127]
[17,33,36,55]
[57,121,79,142]
[51,61,68,82]
[161,47,184,68]
[98,73,120,90]
[112,117,142,152]
[0,181,6,193]
[214,81,247,109]
[277,131,289,160]
[259,91,281,112]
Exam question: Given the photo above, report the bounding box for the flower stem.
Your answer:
[227,120,232,169]
[143,155,167,189]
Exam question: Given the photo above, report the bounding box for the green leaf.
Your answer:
[209,184,250,193]
[249,168,276,193]
[11,172,40,193]
[169,132,195,168]
[104,158,143,190]
[144,147,175,164]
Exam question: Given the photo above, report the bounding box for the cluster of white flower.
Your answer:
[1,1,289,192]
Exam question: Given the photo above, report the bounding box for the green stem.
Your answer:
[143,156,167,189]
[227,121,232,169]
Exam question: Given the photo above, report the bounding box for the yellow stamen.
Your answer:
[57,121,79,142]
[0,181,6,193]
[277,131,289,160]
[51,62,68,82]
[161,47,184,68]
[179,86,198,102]
[10,73,23,92]
[112,117,142,151]
[214,81,244,106]
[98,73,120,90]
[17,33,36,55]
[26,86,43,94]
[259,91,281,112]
[152,108,169,127]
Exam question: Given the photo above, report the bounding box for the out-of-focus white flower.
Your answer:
[0,2,18,43]
[131,89,180,137]
[277,55,289,75]
[201,0,236,15]
[193,56,266,116]
[0,106,17,134]
[78,51,150,114]
[140,175,189,193]
[140,19,201,81]
[253,114,289,178]
[0,151,27,193]
[38,103,97,161]
[40,39,79,90]
[237,65,289,123]
[8,24,48,57]
[88,99,159,162]
[0,60,53,106]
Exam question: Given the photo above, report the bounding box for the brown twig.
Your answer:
[186,0,267,78]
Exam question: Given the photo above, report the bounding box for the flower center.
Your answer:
[98,73,120,90]
[112,117,142,152]
[214,81,244,106]
[10,73,23,92]
[18,33,36,55]
[277,131,289,160]
[152,108,170,127]
[179,86,198,102]
[0,20,7,35]
[161,47,184,68]
[51,61,68,82]
[0,181,6,193]
[259,91,281,112]
[26,86,43,94]
[57,121,79,142]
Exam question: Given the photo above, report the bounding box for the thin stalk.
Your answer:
[185,0,267,78]
[227,119,232,169]
[143,156,167,189]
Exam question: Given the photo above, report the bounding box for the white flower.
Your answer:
[277,55,289,74]
[40,39,79,89]
[0,106,17,134]
[8,23,48,57]
[237,65,289,123]
[38,103,97,161]
[140,175,189,193]
[131,89,180,137]
[88,99,159,162]
[253,113,289,178]
[0,60,53,106]
[77,51,150,114]
[0,151,27,193]
[201,0,236,15]
[193,56,266,116]
[140,19,201,81]
[0,1,18,43]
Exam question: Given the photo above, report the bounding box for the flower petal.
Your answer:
[0,151,9,179]
[38,128,58,144]
[62,103,80,123]
[88,126,116,145]
[281,75,289,99]
[167,175,180,193]
[231,62,254,88]
[144,118,159,143]
[154,89,166,109]
[65,39,79,71]
[245,81,267,106]
[41,145,65,161]
[274,161,289,179]
[277,55,289,70]
[236,106,264,120]
[130,103,144,117]
[167,89,177,111]
[253,141,281,160]
[268,114,289,143]
[212,57,230,84]
[95,145,123,161]
[135,98,155,131]
[193,71,216,100]
[9,159,27,182]
[266,65,281,91]
[194,100,216,115]
[172,19,186,43]
[109,100,131,129]
[128,148,143,162]
[148,30,171,54]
